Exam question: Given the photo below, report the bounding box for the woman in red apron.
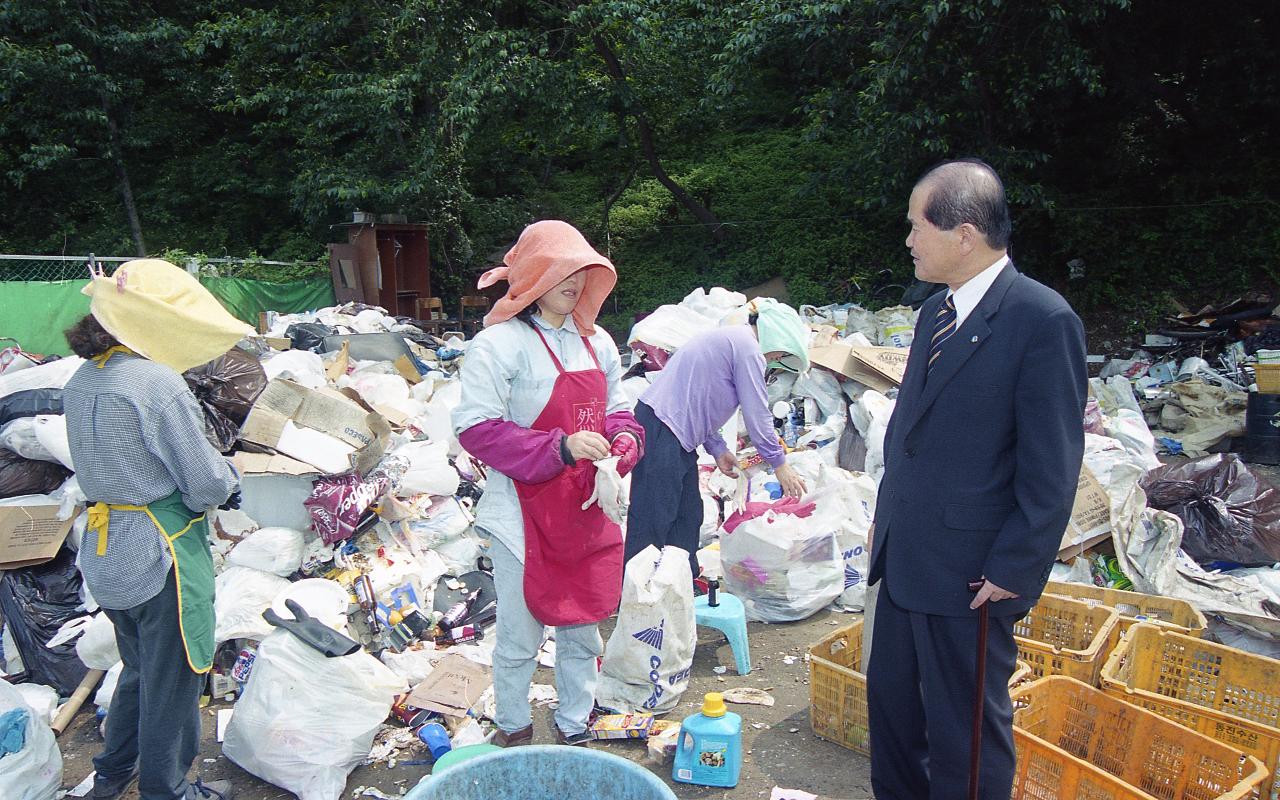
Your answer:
[453,221,644,746]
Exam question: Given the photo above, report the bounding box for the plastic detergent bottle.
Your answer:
[672,692,742,788]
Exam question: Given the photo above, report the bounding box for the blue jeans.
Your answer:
[489,537,603,736]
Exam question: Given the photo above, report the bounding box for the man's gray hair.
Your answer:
[917,159,1011,250]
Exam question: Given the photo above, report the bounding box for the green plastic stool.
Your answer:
[431,743,502,774]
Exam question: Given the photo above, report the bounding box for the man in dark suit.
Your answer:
[866,159,1086,799]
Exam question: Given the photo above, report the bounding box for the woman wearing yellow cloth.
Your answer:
[63,259,252,800]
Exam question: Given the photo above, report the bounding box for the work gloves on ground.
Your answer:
[582,455,629,524]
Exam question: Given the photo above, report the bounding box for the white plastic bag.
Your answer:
[222,628,406,800]
[805,470,877,611]
[215,567,292,643]
[261,350,326,390]
[392,440,460,498]
[721,505,843,622]
[0,678,62,800]
[225,527,306,576]
[627,304,717,354]
[850,391,895,484]
[12,684,58,726]
[596,546,695,714]
[95,661,124,710]
[75,612,119,670]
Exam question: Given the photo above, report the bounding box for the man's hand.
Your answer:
[566,431,610,462]
[775,463,807,498]
[716,451,739,478]
[969,578,1019,610]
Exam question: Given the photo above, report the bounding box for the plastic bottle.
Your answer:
[672,692,742,788]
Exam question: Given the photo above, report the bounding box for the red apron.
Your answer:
[515,328,624,626]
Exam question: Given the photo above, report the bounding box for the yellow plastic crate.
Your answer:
[1012,676,1267,799]
[808,620,1040,756]
[1101,624,1280,799]
[1015,593,1122,685]
[809,620,871,755]
[1045,580,1208,637]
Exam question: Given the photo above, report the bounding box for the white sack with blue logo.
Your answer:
[596,545,695,715]
[810,469,878,612]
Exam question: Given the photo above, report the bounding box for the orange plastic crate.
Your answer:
[1015,593,1122,685]
[809,620,1037,756]
[1101,624,1280,799]
[1045,580,1208,637]
[1012,676,1267,799]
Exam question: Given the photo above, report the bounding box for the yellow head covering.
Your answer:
[82,259,255,373]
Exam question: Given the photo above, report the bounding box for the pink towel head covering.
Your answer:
[477,220,616,335]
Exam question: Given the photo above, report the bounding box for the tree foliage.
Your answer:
[1,0,1276,331]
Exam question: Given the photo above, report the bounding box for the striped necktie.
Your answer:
[929,294,957,376]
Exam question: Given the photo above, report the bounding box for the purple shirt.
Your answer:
[641,325,785,468]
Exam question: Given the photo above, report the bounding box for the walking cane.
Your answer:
[967,579,990,800]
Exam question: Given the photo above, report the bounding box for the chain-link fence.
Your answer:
[0,254,325,283]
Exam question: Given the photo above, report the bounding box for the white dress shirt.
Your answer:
[949,255,1009,329]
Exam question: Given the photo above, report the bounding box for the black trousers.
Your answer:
[96,569,203,800]
[623,400,703,580]
[867,581,1018,800]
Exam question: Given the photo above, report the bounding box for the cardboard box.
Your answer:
[809,344,909,392]
[239,379,391,476]
[0,505,76,569]
[406,653,492,718]
[1057,464,1112,560]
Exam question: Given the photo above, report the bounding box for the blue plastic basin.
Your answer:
[404,745,677,800]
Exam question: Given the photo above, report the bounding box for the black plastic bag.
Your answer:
[285,322,338,353]
[0,447,71,499]
[0,546,89,694]
[0,388,62,426]
[184,348,268,453]
[1140,453,1280,567]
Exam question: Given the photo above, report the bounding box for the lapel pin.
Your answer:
[970,335,979,343]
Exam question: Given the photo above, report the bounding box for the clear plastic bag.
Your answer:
[222,628,406,800]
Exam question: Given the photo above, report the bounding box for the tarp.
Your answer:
[200,276,336,327]
[0,277,335,356]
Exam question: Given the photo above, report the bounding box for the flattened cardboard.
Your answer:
[0,505,75,569]
[239,378,391,475]
[406,653,492,717]
[230,451,319,477]
[809,343,909,391]
[1058,464,1112,560]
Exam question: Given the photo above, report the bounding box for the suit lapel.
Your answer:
[900,263,1019,437]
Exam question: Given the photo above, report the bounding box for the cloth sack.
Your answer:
[596,545,695,714]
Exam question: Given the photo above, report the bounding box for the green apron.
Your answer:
[87,490,216,673]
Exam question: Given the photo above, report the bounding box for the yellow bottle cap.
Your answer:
[388,609,404,626]
[701,692,727,718]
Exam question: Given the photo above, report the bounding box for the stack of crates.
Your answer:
[1012,676,1267,799]
[1101,624,1280,799]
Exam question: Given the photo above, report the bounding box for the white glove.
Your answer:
[582,456,629,525]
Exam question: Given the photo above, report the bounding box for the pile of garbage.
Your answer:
[1,285,1279,798]
[1093,294,1280,457]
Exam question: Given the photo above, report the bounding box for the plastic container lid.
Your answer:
[701,692,727,718]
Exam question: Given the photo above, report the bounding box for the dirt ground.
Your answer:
[56,608,874,800]
[54,465,1280,800]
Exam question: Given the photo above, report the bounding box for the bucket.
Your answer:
[403,745,677,800]
[1245,392,1280,465]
